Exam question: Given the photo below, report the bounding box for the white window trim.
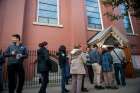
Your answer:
[33,22,63,28]
[36,0,40,22]
[87,0,104,31]
[127,12,135,35]
[35,0,61,26]
[98,0,104,30]
[127,33,139,36]
[88,27,103,31]
[57,0,60,25]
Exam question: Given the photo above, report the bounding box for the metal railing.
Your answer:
[2,50,61,89]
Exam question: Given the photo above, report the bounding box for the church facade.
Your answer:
[0,0,140,71]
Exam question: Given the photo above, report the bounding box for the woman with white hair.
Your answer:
[70,45,86,93]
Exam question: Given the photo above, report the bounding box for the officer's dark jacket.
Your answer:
[5,43,28,65]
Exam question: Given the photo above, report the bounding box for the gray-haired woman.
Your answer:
[70,46,86,93]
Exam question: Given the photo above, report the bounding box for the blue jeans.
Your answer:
[61,66,67,93]
[114,63,126,86]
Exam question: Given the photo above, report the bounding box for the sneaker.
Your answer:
[98,86,105,89]
[111,86,119,89]
[95,85,104,89]
[94,85,99,89]
[105,86,111,89]
[39,78,42,84]
[81,88,88,92]
[122,85,126,87]
[64,89,69,92]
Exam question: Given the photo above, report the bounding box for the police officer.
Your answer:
[5,34,28,93]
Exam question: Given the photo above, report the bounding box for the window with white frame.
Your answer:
[85,0,103,30]
[37,0,59,24]
[120,4,133,33]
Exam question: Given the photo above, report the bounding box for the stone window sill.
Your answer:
[33,22,63,28]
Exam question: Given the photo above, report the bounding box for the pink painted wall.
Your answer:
[0,0,6,47]
[0,0,26,49]
[23,0,71,50]
[23,0,87,50]
[127,17,140,54]
[69,0,87,48]
[0,0,140,54]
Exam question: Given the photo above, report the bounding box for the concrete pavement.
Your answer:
[3,78,140,93]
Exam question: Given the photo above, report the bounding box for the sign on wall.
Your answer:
[132,55,140,69]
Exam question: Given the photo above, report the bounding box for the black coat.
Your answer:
[0,53,5,70]
[57,51,67,68]
[37,47,51,73]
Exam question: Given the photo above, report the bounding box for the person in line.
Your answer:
[37,41,52,93]
[111,42,126,86]
[70,45,86,93]
[0,49,5,92]
[80,46,88,92]
[57,45,69,93]
[86,46,94,84]
[89,44,104,89]
[5,34,28,93]
[101,46,113,88]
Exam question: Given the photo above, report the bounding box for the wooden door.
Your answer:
[123,47,135,78]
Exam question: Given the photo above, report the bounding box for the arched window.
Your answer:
[37,0,59,25]
[120,4,134,34]
[85,0,103,30]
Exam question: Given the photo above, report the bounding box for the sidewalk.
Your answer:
[3,78,140,93]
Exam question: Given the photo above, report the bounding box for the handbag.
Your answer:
[49,58,58,72]
[113,49,127,68]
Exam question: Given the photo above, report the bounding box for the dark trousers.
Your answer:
[87,65,94,84]
[0,70,3,91]
[39,72,49,93]
[114,63,126,86]
[81,75,85,89]
[8,63,25,93]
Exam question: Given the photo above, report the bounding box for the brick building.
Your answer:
[0,0,140,73]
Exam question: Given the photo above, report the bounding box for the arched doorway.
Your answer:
[103,36,135,78]
[103,35,120,45]
[88,26,135,78]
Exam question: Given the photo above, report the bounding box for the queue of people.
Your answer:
[69,43,126,93]
[0,34,127,93]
